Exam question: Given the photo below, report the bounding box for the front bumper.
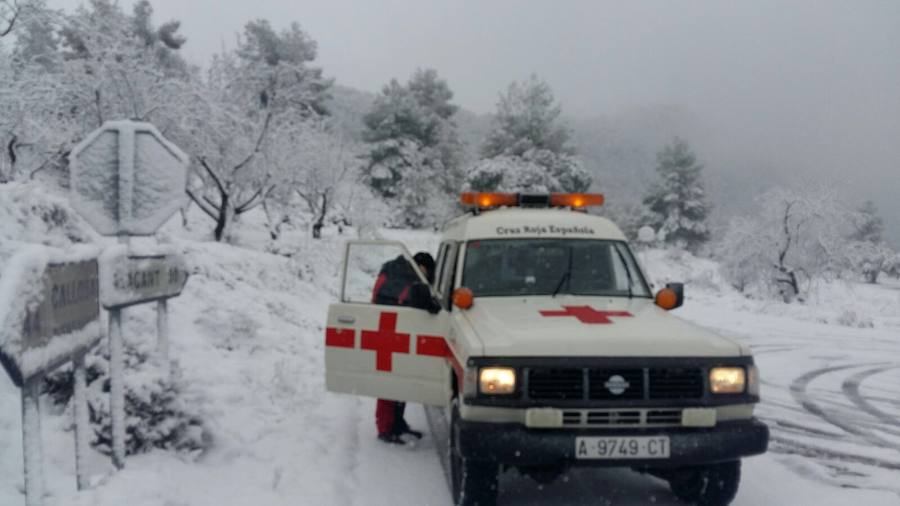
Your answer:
[456,418,769,468]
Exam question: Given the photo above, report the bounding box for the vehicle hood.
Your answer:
[459,296,743,357]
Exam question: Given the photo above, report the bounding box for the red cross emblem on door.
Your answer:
[360,312,410,372]
[539,306,632,324]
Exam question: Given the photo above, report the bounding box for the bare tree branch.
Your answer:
[199,157,227,196]
[202,195,219,210]
[0,0,20,38]
[186,189,218,220]
[231,109,274,175]
[234,184,272,215]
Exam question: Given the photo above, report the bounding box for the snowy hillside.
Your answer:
[2,181,900,505]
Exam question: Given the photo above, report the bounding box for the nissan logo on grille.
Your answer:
[604,375,630,395]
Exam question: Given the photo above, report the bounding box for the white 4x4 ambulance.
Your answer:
[326,192,769,506]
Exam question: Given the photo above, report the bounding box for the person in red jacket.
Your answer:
[372,252,438,444]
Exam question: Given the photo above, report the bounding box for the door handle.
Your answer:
[337,315,356,325]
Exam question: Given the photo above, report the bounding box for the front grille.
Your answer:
[526,367,703,401]
[649,368,704,399]
[588,369,644,400]
[562,408,684,428]
[528,368,583,399]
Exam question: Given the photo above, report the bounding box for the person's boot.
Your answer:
[377,433,406,445]
[402,428,423,439]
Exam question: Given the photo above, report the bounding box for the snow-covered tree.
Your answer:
[642,138,711,252]
[184,20,332,241]
[716,186,853,301]
[845,201,892,283]
[362,68,461,227]
[0,0,190,182]
[471,75,590,193]
[481,75,571,158]
[266,120,358,239]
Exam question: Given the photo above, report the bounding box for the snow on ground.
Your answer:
[2,184,900,505]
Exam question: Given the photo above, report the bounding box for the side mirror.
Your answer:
[453,287,474,310]
[666,282,684,307]
[655,282,684,310]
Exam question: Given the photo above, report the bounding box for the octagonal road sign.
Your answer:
[0,245,102,387]
[69,120,189,236]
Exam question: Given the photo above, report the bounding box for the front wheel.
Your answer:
[449,398,498,506]
[668,460,741,506]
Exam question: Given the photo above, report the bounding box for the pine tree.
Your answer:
[470,75,590,193]
[642,138,711,252]
[361,68,460,227]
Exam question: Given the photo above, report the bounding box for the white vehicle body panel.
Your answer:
[325,303,452,406]
[460,296,743,357]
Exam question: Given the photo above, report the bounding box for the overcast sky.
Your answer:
[50,0,900,242]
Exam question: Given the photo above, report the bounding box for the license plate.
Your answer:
[575,436,670,459]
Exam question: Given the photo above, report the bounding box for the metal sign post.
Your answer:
[107,307,126,470]
[72,351,91,490]
[21,377,44,506]
[0,246,103,505]
[68,120,191,472]
[157,299,169,371]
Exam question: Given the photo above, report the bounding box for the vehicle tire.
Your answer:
[668,460,741,506]
[449,398,498,506]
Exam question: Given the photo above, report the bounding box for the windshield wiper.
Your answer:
[613,245,634,299]
[551,270,571,298]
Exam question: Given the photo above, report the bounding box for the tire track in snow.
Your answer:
[842,366,900,430]
[789,363,900,452]
[769,435,900,471]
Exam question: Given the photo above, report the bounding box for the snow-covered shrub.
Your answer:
[90,366,206,456]
[835,309,874,329]
[465,149,589,194]
[0,182,97,260]
[466,155,555,193]
[42,344,207,457]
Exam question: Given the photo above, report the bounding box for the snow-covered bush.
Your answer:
[465,148,589,194]
[42,342,207,457]
[835,309,875,329]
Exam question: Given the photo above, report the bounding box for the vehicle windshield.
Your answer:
[462,239,651,298]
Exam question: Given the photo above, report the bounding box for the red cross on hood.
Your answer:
[461,297,742,358]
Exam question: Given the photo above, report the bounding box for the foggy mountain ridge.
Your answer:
[329,84,899,247]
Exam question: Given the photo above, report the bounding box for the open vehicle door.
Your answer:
[325,241,452,406]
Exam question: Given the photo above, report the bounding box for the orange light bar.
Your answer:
[549,193,604,208]
[460,192,519,209]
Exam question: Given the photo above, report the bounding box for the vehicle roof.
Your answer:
[441,207,628,242]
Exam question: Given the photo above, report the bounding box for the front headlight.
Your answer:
[479,367,516,395]
[709,367,746,394]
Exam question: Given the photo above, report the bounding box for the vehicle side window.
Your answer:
[437,242,459,310]
[433,243,449,290]
[342,243,421,304]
